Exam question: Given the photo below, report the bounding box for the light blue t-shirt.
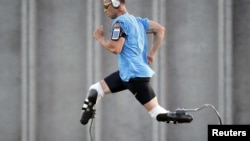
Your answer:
[112,13,155,81]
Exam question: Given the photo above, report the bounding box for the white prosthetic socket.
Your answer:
[80,82,104,125]
[149,105,169,120]
[87,82,104,105]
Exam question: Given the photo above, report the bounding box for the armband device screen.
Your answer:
[111,27,125,41]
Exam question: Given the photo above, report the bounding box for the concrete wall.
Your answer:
[233,0,250,124]
[0,0,249,141]
[0,0,21,141]
[166,0,220,140]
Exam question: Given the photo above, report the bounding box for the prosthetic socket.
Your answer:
[80,82,104,125]
[80,89,98,125]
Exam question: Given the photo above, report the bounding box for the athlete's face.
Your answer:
[103,0,112,9]
[103,0,117,19]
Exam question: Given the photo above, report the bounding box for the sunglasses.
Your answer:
[104,2,112,9]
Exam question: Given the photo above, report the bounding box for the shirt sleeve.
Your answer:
[136,17,150,31]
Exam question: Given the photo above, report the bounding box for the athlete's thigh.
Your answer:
[127,78,156,105]
[104,71,127,93]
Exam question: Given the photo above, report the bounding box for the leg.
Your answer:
[144,97,193,124]
[80,71,126,125]
[127,77,193,124]
[144,97,169,119]
[126,78,168,119]
[80,80,108,125]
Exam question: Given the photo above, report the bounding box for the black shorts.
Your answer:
[104,71,156,105]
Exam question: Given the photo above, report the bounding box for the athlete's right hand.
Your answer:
[93,25,104,40]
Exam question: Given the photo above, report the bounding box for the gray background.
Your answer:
[0,0,249,141]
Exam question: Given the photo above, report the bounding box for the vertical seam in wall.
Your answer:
[86,1,93,141]
[21,0,29,141]
[152,1,160,141]
[93,1,102,141]
[21,0,37,141]
[28,0,37,141]
[218,0,233,124]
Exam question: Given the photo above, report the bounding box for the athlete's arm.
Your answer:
[146,20,165,64]
[93,23,125,54]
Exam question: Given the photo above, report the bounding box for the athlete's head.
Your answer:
[103,0,127,19]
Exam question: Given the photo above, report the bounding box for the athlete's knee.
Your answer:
[87,82,104,104]
[136,92,156,105]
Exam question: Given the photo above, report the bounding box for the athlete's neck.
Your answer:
[117,5,128,16]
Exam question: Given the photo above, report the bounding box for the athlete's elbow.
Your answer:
[159,26,165,35]
[153,26,165,36]
[109,45,122,54]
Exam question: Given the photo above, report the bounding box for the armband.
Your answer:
[111,27,126,41]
